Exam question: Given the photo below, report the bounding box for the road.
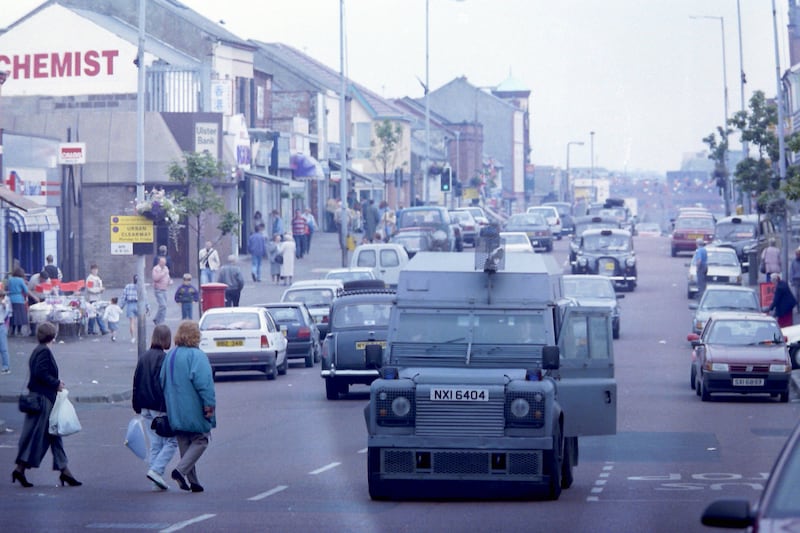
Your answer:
[0,234,797,533]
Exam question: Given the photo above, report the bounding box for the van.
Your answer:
[350,243,409,287]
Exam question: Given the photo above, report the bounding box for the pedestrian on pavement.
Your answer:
[364,199,381,243]
[693,238,708,299]
[102,297,123,342]
[160,320,216,493]
[152,257,171,325]
[152,245,173,271]
[303,208,317,253]
[292,210,308,258]
[217,255,245,307]
[278,234,296,285]
[85,264,109,336]
[761,238,781,282]
[266,233,283,284]
[248,224,267,282]
[13,321,82,489]
[7,267,33,337]
[132,324,177,491]
[121,275,140,344]
[768,273,797,327]
[174,274,199,320]
[42,255,62,282]
[198,241,220,285]
[792,247,800,313]
[27,270,48,337]
[271,209,285,240]
[0,289,10,374]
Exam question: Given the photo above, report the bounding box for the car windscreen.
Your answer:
[574,222,618,236]
[283,289,334,307]
[333,302,392,328]
[674,217,715,230]
[582,234,630,252]
[563,278,616,299]
[327,271,373,282]
[699,291,759,311]
[399,209,442,227]
[708,320,782,345]
[396,311,547,345]
[508,214,546,226]
[715,221,756,241]
[501,234,529,245]
[200,312,261,330]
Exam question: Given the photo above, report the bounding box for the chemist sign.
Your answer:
[58,142,86,164]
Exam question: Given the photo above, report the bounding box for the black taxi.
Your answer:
[573,228,637,291]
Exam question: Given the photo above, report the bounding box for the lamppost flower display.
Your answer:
[135,188,183,225]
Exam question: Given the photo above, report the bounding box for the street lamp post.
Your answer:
[566,141,584,204]
[589,131,595,203]
[690,14,731,216]
[423,0,430,205]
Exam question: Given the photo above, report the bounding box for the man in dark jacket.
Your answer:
[131,324,176,490]
[216,255,245,307]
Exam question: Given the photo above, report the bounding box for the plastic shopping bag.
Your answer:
[48,389,82,436]
[124,416,149,460]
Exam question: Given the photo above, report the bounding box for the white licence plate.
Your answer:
[732,378,764,386]
[430,387,489,401]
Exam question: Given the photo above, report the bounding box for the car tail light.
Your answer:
[297,326,310,339]
[261,335,269,348]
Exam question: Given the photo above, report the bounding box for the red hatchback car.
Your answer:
[671,214,715,256]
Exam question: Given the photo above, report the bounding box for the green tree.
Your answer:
[167,151,241,290]
[371,119,403,198]
[701,125,730,200]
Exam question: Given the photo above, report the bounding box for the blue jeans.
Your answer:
[142,409,178,476]
[87,313,108,334]
[251,255,262,281]
[201,268,214,285]
[154,290,167,324]
[0,323,8,369]
[181,302,193,320]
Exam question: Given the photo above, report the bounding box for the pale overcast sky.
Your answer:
[0,0,792,175]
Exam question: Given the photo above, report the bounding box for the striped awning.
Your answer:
[6,207,60,232]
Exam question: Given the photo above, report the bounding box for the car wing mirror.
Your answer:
[688,302,698,310]
[542,345,560,370]
[616,294,625,299]
[701,499,754,529]
[687,333,700,343]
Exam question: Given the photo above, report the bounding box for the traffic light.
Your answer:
[440,167,452,192]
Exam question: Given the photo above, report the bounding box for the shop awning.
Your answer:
[328,160,380,185]
[290,153,324,179]
[6,207,60,232]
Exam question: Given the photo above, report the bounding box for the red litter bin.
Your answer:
[201,283,228,313]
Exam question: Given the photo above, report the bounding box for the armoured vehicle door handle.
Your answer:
[605,390,612,404]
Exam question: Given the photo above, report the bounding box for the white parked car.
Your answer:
[526,205,563,239]
[199,306,288,380]
[499,231,534,253]
[281,279,343,339]
[324,267,376,283]
[350,243,409,287]
[687,246,742,299]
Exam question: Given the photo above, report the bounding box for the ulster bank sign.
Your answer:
[0,4,148,97]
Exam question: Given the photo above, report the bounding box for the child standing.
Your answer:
[103,297,123,341]
[174,273,200,320]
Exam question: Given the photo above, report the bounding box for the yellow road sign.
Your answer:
[110,215,154,243]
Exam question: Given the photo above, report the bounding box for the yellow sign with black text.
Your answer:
[110,215,154,243]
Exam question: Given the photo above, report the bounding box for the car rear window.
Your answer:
[380,249,400,267]
[333,303,392,328]
[283,289,334,307]
[201,312,261,330]
[356,250,376,268]
[674,217,714,230]
[268,307,302,322]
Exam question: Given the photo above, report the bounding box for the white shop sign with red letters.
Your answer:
[0,4,151,97]
[58,143,86,165]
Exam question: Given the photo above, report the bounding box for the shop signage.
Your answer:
[110,215,153,243]
[58,143,86,165]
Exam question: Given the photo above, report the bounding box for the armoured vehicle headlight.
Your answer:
[578,257,588,267]
[509,398,530,418]
[432,229,447,242]
[625,257,636,267]
[391,396,412,417]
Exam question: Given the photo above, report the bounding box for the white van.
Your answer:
[350,243,409,287]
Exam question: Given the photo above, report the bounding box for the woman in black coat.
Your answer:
[12,321,81,488]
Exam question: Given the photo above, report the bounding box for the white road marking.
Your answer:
[160,513,216,532]
[590,487,604,493]
[309,462,341,475]
[595,480,607,486]
[587,496,599,502]
[357,448,368,454]
[248,485,288,501]
[587,462,615,502]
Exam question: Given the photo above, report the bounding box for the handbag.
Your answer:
[151,415,175,438]
[48,389,82,436]
[18,392,42,414]
[275,254,284,264]
[760,262,766,274]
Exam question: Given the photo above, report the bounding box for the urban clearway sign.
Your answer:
[110,215,153,255]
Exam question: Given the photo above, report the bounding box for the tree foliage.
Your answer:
[167,151,241,279]
[371,119,403,197]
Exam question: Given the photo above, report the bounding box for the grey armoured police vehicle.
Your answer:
[364,243,617,500]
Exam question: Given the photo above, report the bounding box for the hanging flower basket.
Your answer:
[135,188,183,226]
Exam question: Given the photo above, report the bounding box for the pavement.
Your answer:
[0,230,350,432]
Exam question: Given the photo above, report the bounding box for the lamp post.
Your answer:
[589,131,595,203]
[771,0,789,280]
[423,0,430,205]
[690,14,731,216]
[566,141,584,204]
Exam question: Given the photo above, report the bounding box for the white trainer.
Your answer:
[147,469,169,490]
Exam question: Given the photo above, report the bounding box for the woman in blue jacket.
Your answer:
[160,320,216,493]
